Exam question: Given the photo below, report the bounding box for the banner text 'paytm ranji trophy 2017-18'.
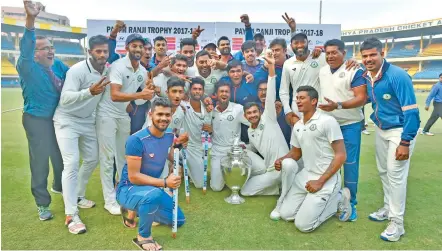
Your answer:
[87,20,341,54]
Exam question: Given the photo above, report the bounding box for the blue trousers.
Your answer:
[117,184,185,238]
[341,122,362,206]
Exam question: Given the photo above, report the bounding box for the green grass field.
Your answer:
[2,88,442,250]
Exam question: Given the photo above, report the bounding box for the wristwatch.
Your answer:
[337,102,343,110]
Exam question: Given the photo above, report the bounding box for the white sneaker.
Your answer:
[423,131,435,136]
[362,130,370,135]
[270,208,281,221]
[65,214,86,234]
[368,207,389,222]
[337,187,352,222]
[50,188,62,194]
[78,198,96,209]
[105,202,121,215]
[380,220,405,242]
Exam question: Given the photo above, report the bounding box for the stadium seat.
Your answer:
[420,38,442,57]
[345,46,354,59]
[1,57,18,76]
[62,59,81,67]
[387,40,421,58]
[413,61,442,79]
[53,41,84,55]
[1,35,15,50]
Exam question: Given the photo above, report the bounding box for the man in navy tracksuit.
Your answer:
[360,37,420,242]
[421,73,442,135]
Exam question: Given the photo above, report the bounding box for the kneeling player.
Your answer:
[117,98,188,250]
[275,86,352,232]
[242,53,299,220]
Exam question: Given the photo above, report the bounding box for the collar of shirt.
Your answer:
[124,55,141,72]
[215,102,233,114]
[299,110,321,125]
[367,59,385,82]
[87,58,109,75]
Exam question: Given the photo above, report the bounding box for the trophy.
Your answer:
[221,135,252,204]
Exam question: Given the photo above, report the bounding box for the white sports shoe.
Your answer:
[362,130,371,135]
[422,131,435,136]
[105,202,121,215]
[66,214,86,235]
[78,198,96,209]
[337,188,352,222]
[368,207,389,222]
[270,208,281,221]
[380,220,405,242]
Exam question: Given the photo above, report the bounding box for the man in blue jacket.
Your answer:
[360,37,420,242]
[17,1,68,221]
[421,73,442,136]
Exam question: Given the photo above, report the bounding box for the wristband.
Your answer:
[164,178,167,188]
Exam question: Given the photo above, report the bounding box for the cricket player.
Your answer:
[53,35,111,234]
[153,54,188,98]
[421,73,442,136]
[240,41,264,75]
[151,36,168,66]
[280,33,358,125]
[181,78,213,188]
[96,34,155,215]
[195,50,228,96]
[117,98,187,251]
[242,53,299,220]
[210,81,250,191]
[317,39,367,222]
[276,86,352,232]
[360,37,420,242]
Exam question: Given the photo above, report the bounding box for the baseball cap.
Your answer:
[291,32,308,41]
[254,32,265,40]
[143,37,152,45]
[125,34,146,46]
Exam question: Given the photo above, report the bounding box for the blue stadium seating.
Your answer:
[1,35,15,50]
[1,77,20,87]
[387,40,422,58]
[413,61,442,79]
[53,41,83,55]
[345,46,354,59]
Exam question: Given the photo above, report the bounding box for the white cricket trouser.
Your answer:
[185,144,205,188]
[96,116,130,206]
[280,169,341,232]
[374,126,416,224]
[241,157,298,197]
[53,117,98,215]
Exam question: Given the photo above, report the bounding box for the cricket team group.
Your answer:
[19,1,422,249]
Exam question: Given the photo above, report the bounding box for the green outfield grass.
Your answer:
[2,88,442,250]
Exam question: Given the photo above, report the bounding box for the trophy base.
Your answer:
[224,192,245,204]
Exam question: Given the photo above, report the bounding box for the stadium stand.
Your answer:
[345,45,354,59]
[1,34,15,50]
[1,57,18,76]
[393,63,420,77]
[386,40,422,58]
[53,40,84,55]
[413,61,442,79]
[62,58,81,67]
[420,38,442,57]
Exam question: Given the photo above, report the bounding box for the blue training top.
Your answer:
[119,127,174,185]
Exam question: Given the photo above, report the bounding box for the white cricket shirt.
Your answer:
[182,100,212,148]
[96,56,147,118]
[211,102,250,155]
[290,111,343,178]
[248,76,289,169]
[280,54,327,116]
[142,105,185,132]
[195,69,227,96]
[54,59,109,122]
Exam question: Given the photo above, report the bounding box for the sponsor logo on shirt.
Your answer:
[309,124,317,131]
[227,115,234,121]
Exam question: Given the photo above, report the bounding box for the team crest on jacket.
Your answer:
[149,153,155,158]
[383,94,391,100]
[309,124,317,131]
[227,115,234,121]
[339,72,345,78]
[310,61,319,68]
[137,75,143,82]
[174,118,179,124]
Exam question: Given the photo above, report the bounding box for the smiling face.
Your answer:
[296,91,317,113]
[216,85,231,106]
[361,48,383,73]
[218,39,231,55]
[244,104,261,126]
[190,83,204,101]
[228,65,243,85]
[126,40,144,61]
[150,105,172,132]
[325,45,345,69]
[243,47,257,64]
[292,38,309,57]
[35,38,55,67]
[170,59,188,75]
[88,43,109,66]
[180,45,195,65]
[196,54,211,75]
[154,40,167,56]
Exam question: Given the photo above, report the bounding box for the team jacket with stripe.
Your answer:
[363,60,420,142]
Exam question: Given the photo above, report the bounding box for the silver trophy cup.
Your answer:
[221,137,251,204]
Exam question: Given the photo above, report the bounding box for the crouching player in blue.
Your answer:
[360,37,420,242]
[117,97,187,250]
